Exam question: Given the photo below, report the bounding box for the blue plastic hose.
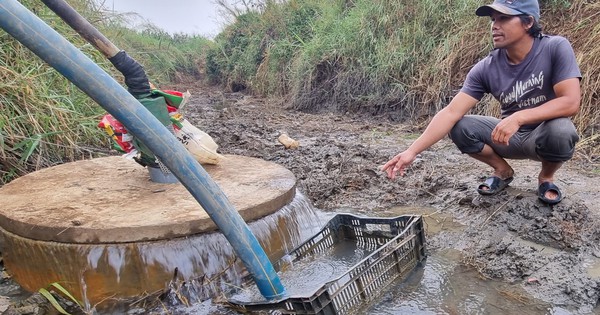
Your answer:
[0,0,286,300]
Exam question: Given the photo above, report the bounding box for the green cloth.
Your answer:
[132,94,172,166]
[151,89,184,108]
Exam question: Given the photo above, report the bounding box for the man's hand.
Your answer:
[492,114,521,145]
[382,151,417,180]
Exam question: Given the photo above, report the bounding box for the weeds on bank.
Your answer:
[0,0,113,184]
[547,0,600,158]
[2,0,599,185]
[208,0,600,157]
[0,0,212,185]
[39,282,82,315]
[1,27,105,184]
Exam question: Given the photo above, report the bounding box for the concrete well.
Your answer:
[0,155,299,307]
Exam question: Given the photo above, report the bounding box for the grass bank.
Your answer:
[207,0,599,157]
[1,0,598,184]
[0,0,211,184]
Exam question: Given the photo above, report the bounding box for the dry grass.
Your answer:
[498,289,530,304]
[209,0,600,159]
[460,250,492,278]
[0,0,210,185]
[543,0,600,158]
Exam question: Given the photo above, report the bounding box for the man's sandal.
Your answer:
[477,176,513,196]
[538,182,563,205]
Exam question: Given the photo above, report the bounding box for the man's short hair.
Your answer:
[519,15,542,38]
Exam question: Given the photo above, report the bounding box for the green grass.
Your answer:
[206,0,600,158]
[1,0,598,185]
[0,0,213,185]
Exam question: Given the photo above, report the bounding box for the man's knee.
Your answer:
[536,118,579,162]
[449,116,485,154]
[448,117,471,143]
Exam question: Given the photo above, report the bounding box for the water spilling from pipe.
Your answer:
[0,189,330,313]
[3,201,572,315]
[229,239,373,302]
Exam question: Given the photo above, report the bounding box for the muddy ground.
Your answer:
[2,83,600,314]
[181,84,600,314]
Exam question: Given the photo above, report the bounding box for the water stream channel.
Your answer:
[152,192,578,315]
[0,188,592,314]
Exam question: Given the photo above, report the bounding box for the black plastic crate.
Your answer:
[227,213,426,314]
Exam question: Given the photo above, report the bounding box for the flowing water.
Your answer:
[229,239,374,302]
[364,207,576,315]
[156,202,562,315]
[367,249,554,314]
[145,191,335,314]
[3,191,580,314]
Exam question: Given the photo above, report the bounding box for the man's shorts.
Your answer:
[449,115,579,162]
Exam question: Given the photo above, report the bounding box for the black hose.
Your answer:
[108,51,151,96]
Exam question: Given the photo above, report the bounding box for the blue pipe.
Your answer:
[0,0,286,300]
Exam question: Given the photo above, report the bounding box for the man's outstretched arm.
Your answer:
[383,92,479,179]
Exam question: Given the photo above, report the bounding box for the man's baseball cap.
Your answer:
[476,0,540,22]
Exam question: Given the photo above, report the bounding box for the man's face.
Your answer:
[489,11,531,49]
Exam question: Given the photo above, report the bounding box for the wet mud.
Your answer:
[1,83,600,314]
[181,84,600,314]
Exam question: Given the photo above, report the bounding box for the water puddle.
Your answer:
[230,239,372,302]
[382,205,465,235]
[510,232,561,256]
[367,248,553,314]
[583,257,600,279]
[33,202,581,314]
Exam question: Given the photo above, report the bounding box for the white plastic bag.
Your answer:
[174,118,223,165]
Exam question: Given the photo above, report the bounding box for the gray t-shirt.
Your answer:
[461,35,581,128]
